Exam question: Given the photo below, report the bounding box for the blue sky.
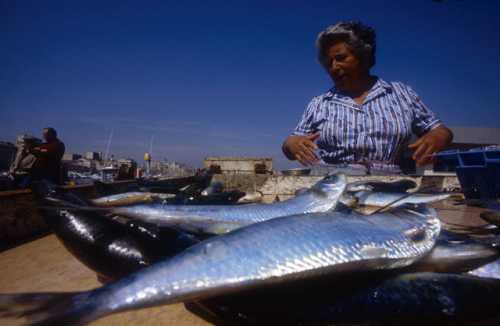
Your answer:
[1,0,499,168]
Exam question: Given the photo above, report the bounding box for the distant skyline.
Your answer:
[2,1,500,168]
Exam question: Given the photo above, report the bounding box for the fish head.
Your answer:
[345,182,374,193]
[310,173,347,205]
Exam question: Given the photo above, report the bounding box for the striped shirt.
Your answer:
[293,78,441,168]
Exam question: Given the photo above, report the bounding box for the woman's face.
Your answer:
[326,42,368,93]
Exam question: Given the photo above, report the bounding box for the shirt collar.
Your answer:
[322,77,393,106]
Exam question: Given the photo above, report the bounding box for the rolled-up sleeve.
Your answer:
[406,86,441,136]
[293,96,321,136]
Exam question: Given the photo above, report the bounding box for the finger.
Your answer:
[408,137,423,149]
[303,139,318,150]
[298,151,314,165]
[416,145,436,166]
[295,153,310,166]
[299,144,319,163]
[412,142,429,161]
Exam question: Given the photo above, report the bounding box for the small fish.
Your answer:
[137,174,212,194]
[346,179,417,193]
[0,205,440,325]
[90,192,174,207]
[342,191,450,213]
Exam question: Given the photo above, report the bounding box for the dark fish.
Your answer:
[137,174,212,194]
[200,181,224,196]
[480,210,500,227]
[33,182,199,280]
[190,272,500,325]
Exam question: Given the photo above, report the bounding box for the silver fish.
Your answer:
[342,191,450,212]
[345,179,417,193]
[91,192,175,207]
[0,205,440,325]
[93,174,347,234]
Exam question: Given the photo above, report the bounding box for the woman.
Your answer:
[282,21,452,172]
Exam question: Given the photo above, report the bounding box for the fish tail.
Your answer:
[31,180,91,207]
[0,291,103,326]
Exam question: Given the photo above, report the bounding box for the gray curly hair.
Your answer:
[316,21,376,70]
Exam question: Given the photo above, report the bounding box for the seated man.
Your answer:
[30,127,65,184]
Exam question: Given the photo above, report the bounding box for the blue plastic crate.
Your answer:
[434,146,500,202]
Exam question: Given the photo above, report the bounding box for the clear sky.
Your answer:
[2,0,499,169]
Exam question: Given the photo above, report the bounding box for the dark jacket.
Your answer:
[31,139,65,184]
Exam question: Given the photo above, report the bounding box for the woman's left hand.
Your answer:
[409,125,453,166]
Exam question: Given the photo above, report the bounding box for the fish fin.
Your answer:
[0,291,100,326]
[39,203,111,214]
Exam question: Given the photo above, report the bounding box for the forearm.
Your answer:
[428,125,453,150]
[410,124,454,166]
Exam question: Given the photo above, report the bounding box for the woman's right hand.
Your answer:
[282,133,320,166]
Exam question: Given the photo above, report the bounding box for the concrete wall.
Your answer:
[204,157,272,173]
[212,173,461,203]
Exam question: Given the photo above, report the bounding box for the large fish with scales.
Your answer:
[0,205,440,325]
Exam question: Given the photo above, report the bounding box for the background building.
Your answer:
[62,153,82,161]
[204,157,273,174]
[84,151,102,161]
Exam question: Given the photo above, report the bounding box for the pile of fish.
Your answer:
[1,174,500,325]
